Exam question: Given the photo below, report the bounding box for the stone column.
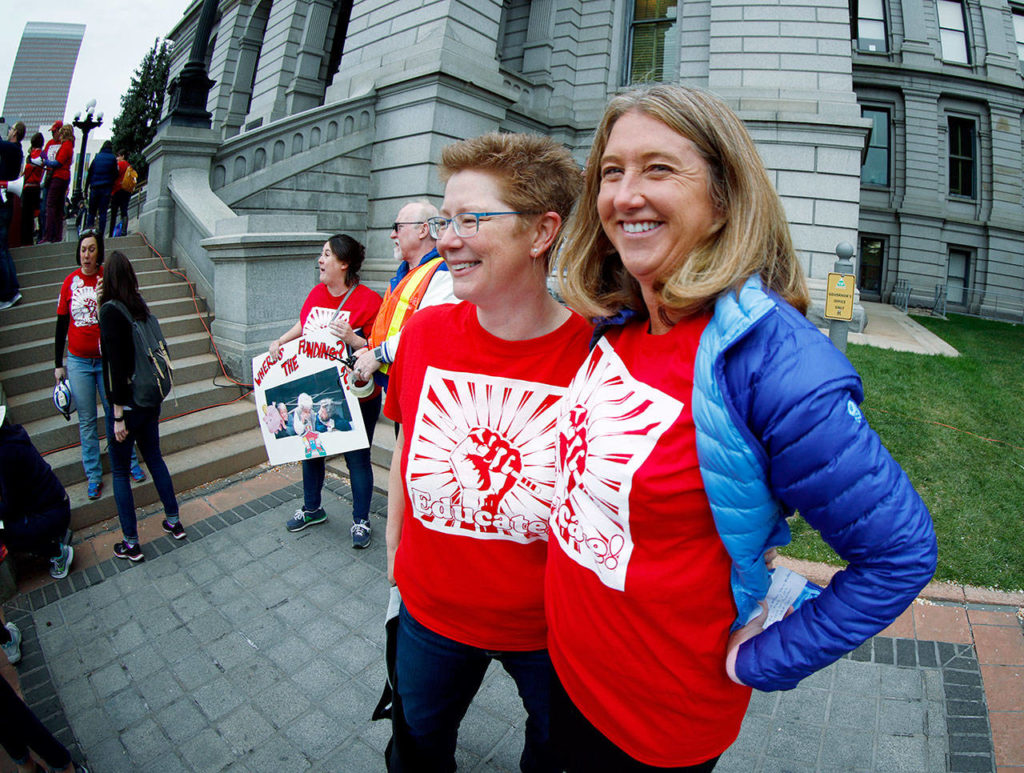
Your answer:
[286,0,335,114]
[139,125,222,257]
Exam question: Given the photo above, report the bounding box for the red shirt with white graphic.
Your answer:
[385,302,592,650]
[57,269,103,358]
[300,282,383,401]
[546,313,751,767]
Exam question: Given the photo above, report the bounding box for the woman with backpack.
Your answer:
[99,250,184,561]
[55,230,143,500]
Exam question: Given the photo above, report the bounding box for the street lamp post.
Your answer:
[70,100,103,226]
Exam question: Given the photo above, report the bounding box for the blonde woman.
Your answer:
[547,85,937,771]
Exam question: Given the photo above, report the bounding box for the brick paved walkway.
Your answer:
[2,465,1022,772]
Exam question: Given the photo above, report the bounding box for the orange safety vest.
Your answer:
[369,256,446,374]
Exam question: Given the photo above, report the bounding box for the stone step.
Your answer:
[3,346,222,401]
[10,233,148,263]
[66,424,268,532]
[11,240,156,272]
[11,376,249,453]
[43,397,256,488]
[11,257,177,296]
[16,274,195,307]
[0,329,212,374]
[0,304,210,350]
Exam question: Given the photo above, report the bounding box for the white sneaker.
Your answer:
[1,622,22,664]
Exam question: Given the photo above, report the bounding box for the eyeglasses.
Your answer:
[391,221,422,233]
[426,211,538,240]
[79,228,99,239]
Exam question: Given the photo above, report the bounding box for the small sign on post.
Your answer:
[825,273,856,321]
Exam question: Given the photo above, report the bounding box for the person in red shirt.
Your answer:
[20,132,45,245]
[108,149,131,237]
[41,124,74,244]
[54,230,143,500]
[268,234,383,548]
[381,133,589,772]
[37,120,62,239]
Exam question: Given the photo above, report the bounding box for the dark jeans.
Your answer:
[0,676,72,769]
[43,177,68,243]
[109,190,130,236]
[0,200,17,302]
[109,406,178,541]
[550,673,719,772]
[301,393,381,520]
[390,605,555,773]
[0,494,70,560]
[87,185,112,235]
[19,185,41,245]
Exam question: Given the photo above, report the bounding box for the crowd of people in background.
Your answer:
[0,85,939,773]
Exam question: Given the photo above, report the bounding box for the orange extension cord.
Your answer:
[42,234,256,456]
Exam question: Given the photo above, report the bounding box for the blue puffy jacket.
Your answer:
[690,276,937,691]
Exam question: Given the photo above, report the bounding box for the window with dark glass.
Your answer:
[946,248,970,305]
[948,117,976,198]
[861,107,890,186]
[851,0,889,52]
[627,0,678,84]
[937,0,970,63]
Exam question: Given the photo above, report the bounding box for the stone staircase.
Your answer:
[0,234,267,532]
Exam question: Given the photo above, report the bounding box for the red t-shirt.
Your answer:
[300,282,383,400]
[112,158,128,193]
[57,269,103,358]
[385,302,593,651]
[24,149,44,187]
[546,314,751,767]
[51,140,74,181]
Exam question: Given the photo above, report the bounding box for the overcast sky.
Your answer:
[0,0,190,142]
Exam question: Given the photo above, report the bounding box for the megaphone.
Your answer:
[0,176,25,203]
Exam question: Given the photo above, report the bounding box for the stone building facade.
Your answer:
[142,0,1024,377]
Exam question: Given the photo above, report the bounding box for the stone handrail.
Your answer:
[211,95,376,204]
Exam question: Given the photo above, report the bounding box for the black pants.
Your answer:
[550,674,719,773]
[19,185,41,245]
[0,676,72,769]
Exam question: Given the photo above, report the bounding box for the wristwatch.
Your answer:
[372,345,384,363]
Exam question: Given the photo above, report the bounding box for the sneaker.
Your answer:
[0,292,22,310]
[113,541,144,562]
[285,507,327,533]
[130,464,147,483]
[162,519,186,540]
[87,480,103,500]
[351,520,372,549]
[50,544,74,579]
[1,622,21,664]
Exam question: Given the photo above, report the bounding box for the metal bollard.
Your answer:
[828,242,855,353]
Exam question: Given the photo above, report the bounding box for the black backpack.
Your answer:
[108,301,173,407]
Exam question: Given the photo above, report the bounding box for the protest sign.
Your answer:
[251,329,368,466]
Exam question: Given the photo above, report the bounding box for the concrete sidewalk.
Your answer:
[2,464,1022,772]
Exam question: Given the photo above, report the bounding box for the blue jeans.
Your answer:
[109,406,178,541]
[301,392,381,520]
[391,605,555,773]
[66,354,137,483]
[0,199,18,303]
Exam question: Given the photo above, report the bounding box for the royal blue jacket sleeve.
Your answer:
[726,301,937,691]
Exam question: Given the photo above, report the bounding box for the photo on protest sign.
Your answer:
[251,332,368,466]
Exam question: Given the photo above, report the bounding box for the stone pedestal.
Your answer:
[202,215,329,381]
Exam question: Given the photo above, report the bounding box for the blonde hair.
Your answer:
[555,85,808,322]
[439,133,581,263]
[58,124,74,142]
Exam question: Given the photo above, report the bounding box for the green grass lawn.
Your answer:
[781,313,1024,592]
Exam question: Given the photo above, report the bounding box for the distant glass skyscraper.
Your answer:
[2,22,86,133]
